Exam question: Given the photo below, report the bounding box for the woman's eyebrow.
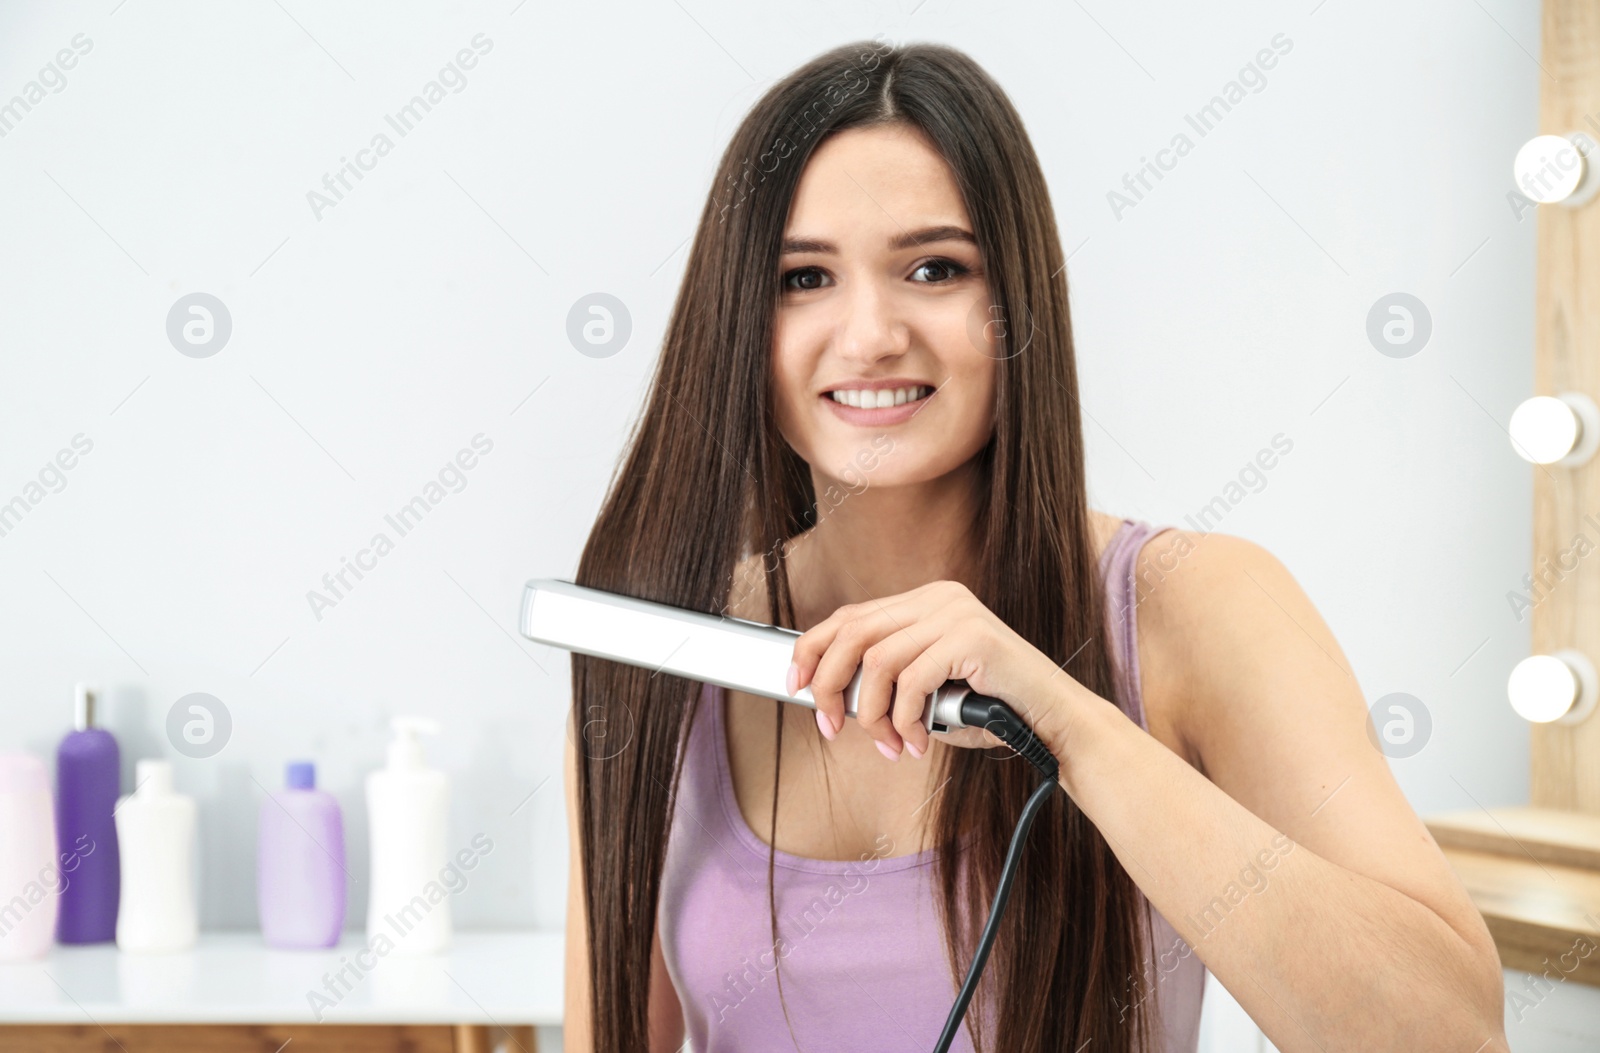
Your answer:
[779,225,977,255]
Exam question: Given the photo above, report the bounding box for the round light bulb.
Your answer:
[1510,396,1580,463]
[1508,655,1577,722]
[1508,650,1598,725]
[1509,392,1600,466]
[1514,134,1588,203]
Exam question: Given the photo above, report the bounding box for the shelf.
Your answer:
[1426,807,1600,985]
[0,930,564,1026]
[1427,807,1600,871]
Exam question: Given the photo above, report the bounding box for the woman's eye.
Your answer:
[782,267,829,292]
[781,259,970,293]
[911,258,970,284]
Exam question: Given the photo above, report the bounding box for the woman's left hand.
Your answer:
[787,580,1082,761]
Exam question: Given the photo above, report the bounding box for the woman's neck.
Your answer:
[785,460,983,630]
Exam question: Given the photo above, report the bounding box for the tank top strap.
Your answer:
[673,679,729,825]
[1098,518,1176,734]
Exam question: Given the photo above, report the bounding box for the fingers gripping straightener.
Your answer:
[520,578,1064,1052]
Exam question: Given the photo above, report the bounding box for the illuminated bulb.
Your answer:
[1509,392,1600,465]
[1513,132,1600,207]
[1508,650,1598,725]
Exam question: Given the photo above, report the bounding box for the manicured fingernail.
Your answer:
[876,739,900,762]
[815,709,836,740]
[786,662,799,695]
[905,739,924,760]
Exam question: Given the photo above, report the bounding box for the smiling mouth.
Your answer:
[823,384,934,409]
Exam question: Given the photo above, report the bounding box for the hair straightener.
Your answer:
[520,577,1065,1053]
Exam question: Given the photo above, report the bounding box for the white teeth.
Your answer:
[828,385,931,408]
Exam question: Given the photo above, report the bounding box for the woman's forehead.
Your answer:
[785,126,969,246]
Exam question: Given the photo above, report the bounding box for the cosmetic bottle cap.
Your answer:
[387,716,440,771]
[73,683,98,731]
[286,761,316,789]
[133,759,174,796]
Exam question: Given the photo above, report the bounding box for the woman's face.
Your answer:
[771,123,998,494]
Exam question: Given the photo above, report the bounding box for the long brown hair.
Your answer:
[571,39,1155,1052]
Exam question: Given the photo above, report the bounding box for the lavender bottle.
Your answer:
[258,761,346,948]
[54,683,120,944]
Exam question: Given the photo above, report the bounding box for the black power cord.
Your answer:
[931,693,1065,1053]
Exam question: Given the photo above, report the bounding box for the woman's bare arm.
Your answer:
[1048,531,1507,1050]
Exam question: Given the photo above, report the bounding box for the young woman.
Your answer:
[563,40,1508,1053]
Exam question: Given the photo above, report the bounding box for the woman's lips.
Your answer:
[819,389,934,426]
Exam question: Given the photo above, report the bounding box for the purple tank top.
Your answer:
[658,519,1206,1051]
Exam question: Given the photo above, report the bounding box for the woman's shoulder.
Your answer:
[1113,521,1299,770]
[1120,524,1288,641]
[1093,510,1280,615]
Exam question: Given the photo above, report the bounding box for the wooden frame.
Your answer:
[1531,0,1600,814]
[1424,0,1600,992]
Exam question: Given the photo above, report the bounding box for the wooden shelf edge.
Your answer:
[1426,806,1600,871]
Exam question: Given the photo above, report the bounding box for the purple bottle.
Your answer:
[258,761,346,948]
[55,683,120,944]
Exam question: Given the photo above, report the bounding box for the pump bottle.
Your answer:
[365,716,449,954]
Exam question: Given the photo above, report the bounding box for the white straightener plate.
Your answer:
[519,578,972,732]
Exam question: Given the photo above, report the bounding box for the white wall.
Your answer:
[2,0,1588,1046]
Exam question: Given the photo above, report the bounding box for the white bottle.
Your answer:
[365,716,450,955]
[114,759,197,952]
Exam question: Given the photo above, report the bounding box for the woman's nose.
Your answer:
[835,277,910,364]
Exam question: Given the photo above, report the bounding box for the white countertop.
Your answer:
[0,930,564,1026]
